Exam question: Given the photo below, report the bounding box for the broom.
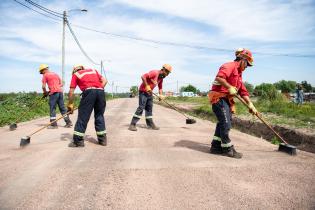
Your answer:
[235,94,296,155]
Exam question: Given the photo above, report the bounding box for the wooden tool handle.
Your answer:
[235,94,288,144]
[29,108,78,137]
[152,92,190,119]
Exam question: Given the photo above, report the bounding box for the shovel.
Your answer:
[20,108,77,147]
[235,94,296,155]
[152,93,196,124]
[10,94,48,131]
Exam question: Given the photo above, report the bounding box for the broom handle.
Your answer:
[235,94,288,144]
[152,92,190,119]
[28,108,78,137]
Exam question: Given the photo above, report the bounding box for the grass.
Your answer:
[0,92,114,127]
[165,96,315,131]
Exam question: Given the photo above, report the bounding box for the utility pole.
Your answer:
[61,9,87,88]
[62,11,66,87]
[111,81,114,98]
[177,80,179,96]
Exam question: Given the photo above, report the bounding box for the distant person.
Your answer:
[208,49,257,159]
[39,64,72,129]
[128,64,172,131]
[296,84,304,105]
[67,65,108,147]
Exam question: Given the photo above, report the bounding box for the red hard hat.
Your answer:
[237,49,254,66]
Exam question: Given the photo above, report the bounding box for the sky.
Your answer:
[0,0,315,93]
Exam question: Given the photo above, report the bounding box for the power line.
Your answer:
[13,0,315,58]
[66,19,101,65]
[25,0,63,18]
[70,24,315,58]
[13,0,61,22]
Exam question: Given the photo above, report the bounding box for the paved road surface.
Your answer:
[0,98,314,210]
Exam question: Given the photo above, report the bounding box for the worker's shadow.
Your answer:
[174,140,210,154]
[60,133,72,141]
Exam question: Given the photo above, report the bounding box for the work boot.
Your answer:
[222,145,242,159]
[47,125,58,129]
[48,120,58,129]
[128,124,137,131]
[65,121,73,128]
[148,122,160,130]
[98,135,107,146]
[210,141,223,154]
[68,141,84,147]
[146,119,160,130]
[210,142,223,154]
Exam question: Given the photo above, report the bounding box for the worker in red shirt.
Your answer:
[128,64,172,131]
[67,65,108,147]
[208,49,257,159]
[39,64,72,129]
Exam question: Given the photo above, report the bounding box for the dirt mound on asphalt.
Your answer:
[232,118,315,153]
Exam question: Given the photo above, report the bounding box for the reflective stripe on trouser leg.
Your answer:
[49,93,58,120]
[96,130,106,136]
[131,92,148,125]
[96,130,106,142]
[213,136,221,141]
[73,131,85,142]
[73,89,96,142]
[212,98,232,147]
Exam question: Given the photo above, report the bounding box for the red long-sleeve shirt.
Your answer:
[211,61,249,97]
[139,70,163,92]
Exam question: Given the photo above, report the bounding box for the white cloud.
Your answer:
[115,0,315,42]
[0,0,314,93]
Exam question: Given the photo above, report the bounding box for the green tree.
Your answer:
[274,80,296,93]
[130,86,138,96]
[180,84,198,94]
[244,81,254,95]
[254,83,281,100]
[301,81,313,92]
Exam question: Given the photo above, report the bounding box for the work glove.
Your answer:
[158,95,165,101]
[248,102,257,115]
[228,86,238,95]
[67,103,74,114]
[145,85,152,93]
[42,91,49,98]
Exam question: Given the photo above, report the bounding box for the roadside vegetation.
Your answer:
[166,80,315,132]
[0,92,114,127]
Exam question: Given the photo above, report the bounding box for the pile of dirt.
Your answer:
[232,118,315,153]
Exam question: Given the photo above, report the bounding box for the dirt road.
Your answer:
[0,98,314,209]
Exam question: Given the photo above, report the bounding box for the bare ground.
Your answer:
[0,98,314,210]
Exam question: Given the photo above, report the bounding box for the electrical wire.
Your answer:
[13,0,315,58]
[13,0,61,22]
[66,19,101,65]
[70,24,315,58]
[25,0,63,17]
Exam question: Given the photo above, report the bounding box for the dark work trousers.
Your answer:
[212,98,233,148]
[73,89,106,143]
[130,91,153,125]
[49,92,70,125]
